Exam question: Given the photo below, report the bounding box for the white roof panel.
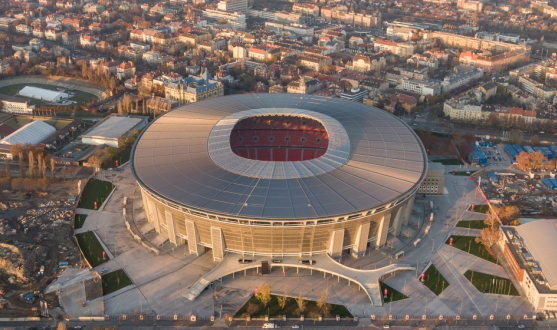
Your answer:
[0,120,56,145]
[83,116,142,139]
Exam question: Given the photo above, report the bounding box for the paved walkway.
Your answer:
[182,253,415,306]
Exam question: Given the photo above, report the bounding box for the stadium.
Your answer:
[131,94,427,260]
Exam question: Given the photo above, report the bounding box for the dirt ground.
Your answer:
[478,171,557,217]
[0,166,94,316]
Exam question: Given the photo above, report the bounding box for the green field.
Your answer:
[104,145,132,168]
[74,214,88,229]
[455,220,489,230]
[468,204,490,214]
[77,179,114,210]
[76,231,109,267]
[380,282,408,303]
[0,115,73,133]
[234,294,352,318]
[432,158,463,165]
[422,264,450,296]
[464,270,519,296]
[0,83,98,107]
[446,235,498,264]
[102,269,132,296]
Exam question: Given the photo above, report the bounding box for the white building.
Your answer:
[217,0,248,14]
[0,94,35,114]
[0,120,56,146]
[400,78,441,96]
[500,221,557,312]
[441,66,484,93]
[82,115,148,148]
[18,86,69,102]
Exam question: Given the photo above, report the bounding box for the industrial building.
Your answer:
[18,86,69,102]
[500,220,557,312]
[81,115,148,148]
[0,120,56,145]
[131,94,427,261]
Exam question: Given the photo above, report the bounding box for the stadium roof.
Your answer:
[0,120,56,146]
[83,116,143,139]
[516,220,557,289]
[132,94,427,220]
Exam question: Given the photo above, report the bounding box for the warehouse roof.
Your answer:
[18,86,68,101]
[516,220,557,289]
[0,120,56,145]
[131,94,427,220]
[83,116,143,139]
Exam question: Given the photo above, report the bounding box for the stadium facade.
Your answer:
[131,94,427,260]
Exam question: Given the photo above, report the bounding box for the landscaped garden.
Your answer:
[464,270,519,296]
[380,282,408,303]
[102,269,133,296]
[455,220,489,230]
[421,264,450,296]
[76,231,109,267]
[77,178,114,210]
[446,235,498,264]
[468,204,490,214]
[74,214,88,229]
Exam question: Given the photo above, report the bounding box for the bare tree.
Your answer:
[246,302,259,316]
[278,289,289,309]
[29,151,35,179]
[4,158,10,180]
[50,158,55,180]
[296,294,306,315]
[316,289,331,317]
[56,322,66,330]
[19,152,25,178]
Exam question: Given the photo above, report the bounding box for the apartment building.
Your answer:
[217,0,248,14]
[441,66,484,92]
[401,78,441,96]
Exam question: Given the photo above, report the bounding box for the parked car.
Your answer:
[299,260,315,265]
[238,259,254,264]
[272,259,282,263]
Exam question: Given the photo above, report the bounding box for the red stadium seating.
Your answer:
[273,148,287,161]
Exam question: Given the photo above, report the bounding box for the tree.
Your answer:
[50,158,56,180]
[515,151,530,171]
[257,284,272,307]
[509,129,523,144]
[530,135,540,146]
[278,289,289,309]
[476,216,500,252]
[19,152,25,178]
[529,151,545,170]
[246,302,259,316]
[88,155,103,170]
[29,151,35,179]
[295,294,306,315]
[309,311,320,325]
[56,322,66,330]
[218,18,228,24]
[4,158,10,180]
[498,205,520,225]
[316,289,331,317]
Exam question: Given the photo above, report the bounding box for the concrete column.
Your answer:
[403,193,416,226]
[392,207,404,236]
[352,222,370,258]
[150,200,161,233]
[185,220,204,256]
[140,189,150,222]
[211,227,225,261]
[376,213,391,248]
[329,228,345,259]
[165,211,179,246]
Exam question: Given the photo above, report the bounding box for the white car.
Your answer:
[292,326,300,329]
[518,325,525,329]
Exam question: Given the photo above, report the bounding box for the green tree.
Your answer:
[257,284,272,307]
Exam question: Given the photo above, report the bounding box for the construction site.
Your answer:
[0,167,93,317]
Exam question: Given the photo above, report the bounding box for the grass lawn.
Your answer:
[454,171,473,176]
[422,264,449,296]
[464,270,519,296]
[468,204,490,214]
[102,269,132,296]
[432,158,463,165]
[74,214,88,229]
[0,83,98,107]
[455,220,489,230]
[380,282,408,303]
[446,235,498,264]
[76,231,109,268]
[77,179,114,210]
[105,145,132,168]
[234,294,352,318]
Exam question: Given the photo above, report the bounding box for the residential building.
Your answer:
[479,82,498,100]
[297,54,332,72]
[441,66,484,93]
[340,88,369,102]
[443,100,489,120]
[117,61,136,80]
[518,75,557,101]
[292,3,320,17]
[373,39,415,56]
[164,71,224,104]
[287,76,322,94]
[401,79,441,96]
[217,0,248,14]
[15,24,33,35]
